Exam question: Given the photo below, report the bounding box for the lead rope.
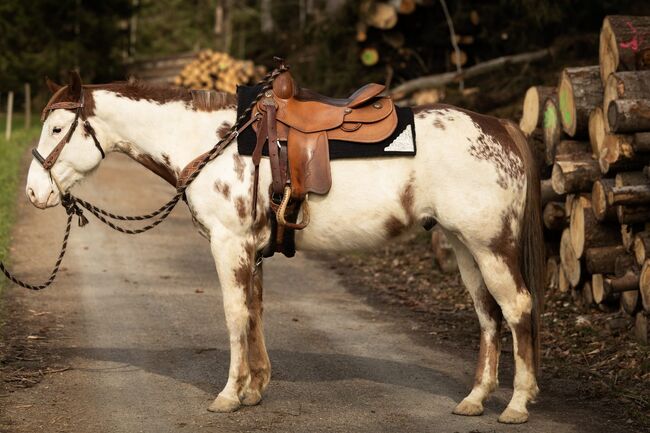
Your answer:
[0,64,288,289]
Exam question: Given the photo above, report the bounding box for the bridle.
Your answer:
[32,91,105,171]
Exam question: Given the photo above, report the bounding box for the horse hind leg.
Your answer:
[443,230,502,417]
[473,249,538,424]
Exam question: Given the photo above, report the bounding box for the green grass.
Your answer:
[0,114,41,286]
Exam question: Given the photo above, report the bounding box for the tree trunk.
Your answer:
[599,133,650,174]
[520,86,556,136]
[543,95,563,164]
[592,269,638,305]
[560,228,581,287]
[591,274,620,304]
[617,205,650,224]
[584,244,627,274]
[558,66,603,137]
[599,16,650,84]
[602,70,650,131]
[546,256,560,290]
[588,107,607,156]
[634,132,650,152]
[608,184,650,206]
[634,231,650,265]
[607,98,650,133]
[591,178,616,221]
[543,201,567,231]
[621,223,642,251]
[582,281,594,306]
[558,263,570,293]
[541,178,562,205]
[551,154,600,194]
[570,196,621,258]
[640,260,650,311]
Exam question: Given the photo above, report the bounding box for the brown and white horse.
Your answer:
[25,72,544,423]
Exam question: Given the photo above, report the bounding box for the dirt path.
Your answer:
[0,155,627,432]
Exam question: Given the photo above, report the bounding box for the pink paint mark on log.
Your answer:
[619,20,643,52]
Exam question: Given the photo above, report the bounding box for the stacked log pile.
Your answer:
[174,50,266,93]
[520,15,650,345]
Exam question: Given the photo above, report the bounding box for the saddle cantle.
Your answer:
[252,70,398,201]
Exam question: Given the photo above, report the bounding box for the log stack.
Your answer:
[174,50,266,94]
[520,15,650,345]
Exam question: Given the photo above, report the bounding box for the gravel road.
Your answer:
[0,155,622,432]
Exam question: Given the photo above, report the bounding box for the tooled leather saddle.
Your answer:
[251,69,398,255]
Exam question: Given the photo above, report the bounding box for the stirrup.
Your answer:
[276,186,309,230]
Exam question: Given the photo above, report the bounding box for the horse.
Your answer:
[25,71,544,424]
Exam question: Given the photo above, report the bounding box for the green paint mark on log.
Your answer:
[559,87,573,128]
[544,104,557,130]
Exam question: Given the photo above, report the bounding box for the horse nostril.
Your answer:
[27,187,36,202]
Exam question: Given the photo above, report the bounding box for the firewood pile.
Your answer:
[519,15,650,345]
[173,50,266,94]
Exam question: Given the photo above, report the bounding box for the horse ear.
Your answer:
[68,70,82,100]
[45,77,62,94]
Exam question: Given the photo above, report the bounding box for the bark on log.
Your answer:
[602,70,650,131]
[607,99,650,133]
[617,205,650,224]
[541,178,562,206]
[620,284,641,315]
[634,132,650,152]
[551,154,600,194]
[520,86,556,136]
[640,260,650,311]
[582,281,594,306]
[591,274,619,304]
[543,96,563,164]
[570,196,621,258]
[588,107,606,156]
[560,228,581,287]
[558,66,603,137]
[599,133,650,174]
[585,244,627,274]
[543,201,567,231]
[390,48,553,99]
[608,184,650,206]
[592,270,638,305]
[615,171,650,187]
[634,231,650,265]
[621,223,642,251]
[635,311,648,345]
[599,16,650,84]
[591,178,616,222]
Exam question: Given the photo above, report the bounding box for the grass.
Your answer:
[0,113,41,288]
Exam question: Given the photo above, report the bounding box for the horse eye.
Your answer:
[52,127,62,134]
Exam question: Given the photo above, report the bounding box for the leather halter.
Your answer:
[33,91,105,171]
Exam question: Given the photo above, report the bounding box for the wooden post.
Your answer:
[24,83,31,130]
[5,91,14,141]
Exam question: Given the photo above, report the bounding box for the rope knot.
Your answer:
[62,194,89,227]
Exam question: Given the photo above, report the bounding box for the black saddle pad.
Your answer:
[236,85,416,159]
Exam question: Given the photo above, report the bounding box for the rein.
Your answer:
[0,65,288,290]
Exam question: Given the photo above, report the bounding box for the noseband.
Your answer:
[33,91,105,171]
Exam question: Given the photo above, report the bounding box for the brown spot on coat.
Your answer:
[433,118,446,130]
[473,290,502,387]
[512,312,534,371]
[132,153,177,186]
[217,121,233,139]
[489,207,526,290]
[233,154,246,182]
[214,181,231,199]
[385,177,417,238]
[235,196,247,221]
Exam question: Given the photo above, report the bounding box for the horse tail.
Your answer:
[503,120,545,374]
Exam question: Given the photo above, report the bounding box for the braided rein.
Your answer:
[0,65,288,290]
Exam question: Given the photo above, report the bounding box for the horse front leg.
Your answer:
[208,233,256,413]
[244,263,271,406]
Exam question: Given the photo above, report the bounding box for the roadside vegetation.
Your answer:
[0,115,40,288]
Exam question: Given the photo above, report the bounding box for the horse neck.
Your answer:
[91,89,238,173]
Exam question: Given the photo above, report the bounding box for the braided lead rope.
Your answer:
[0,196,77,290]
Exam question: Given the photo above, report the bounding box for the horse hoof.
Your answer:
[452,399,484,416]
[241,389,262,406]
[208,395,241,413]
[498,407,528,424]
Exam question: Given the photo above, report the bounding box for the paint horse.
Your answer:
[26,72,544,424]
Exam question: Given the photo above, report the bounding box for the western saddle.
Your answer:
[251,68,397,250]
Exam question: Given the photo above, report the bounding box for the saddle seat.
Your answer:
[252,70,398,201]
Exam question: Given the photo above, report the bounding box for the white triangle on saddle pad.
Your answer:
[383,125,415,152]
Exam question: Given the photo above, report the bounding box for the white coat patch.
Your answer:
[383,126,414,152]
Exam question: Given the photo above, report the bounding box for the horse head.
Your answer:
[26,71,106,209]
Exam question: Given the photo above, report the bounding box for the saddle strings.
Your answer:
[0,64,289,290]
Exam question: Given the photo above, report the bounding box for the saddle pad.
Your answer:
[236,85,416,159]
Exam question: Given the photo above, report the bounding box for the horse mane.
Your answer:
[44,80,237,119]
